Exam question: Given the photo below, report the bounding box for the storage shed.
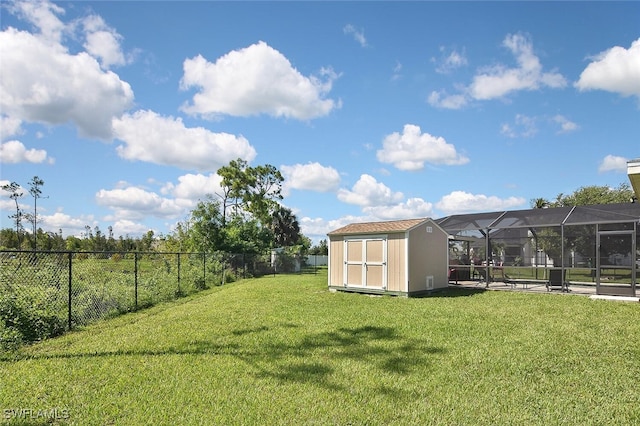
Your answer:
[327,218,449,296]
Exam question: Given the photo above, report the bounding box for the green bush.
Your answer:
[0,294,66,346]
[193,277,208,290]
[0,320,23,351]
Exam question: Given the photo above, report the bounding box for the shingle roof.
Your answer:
[327,218,429,235]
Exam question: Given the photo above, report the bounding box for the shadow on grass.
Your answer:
[413,286,487,298]
[0,340,244,362]
[245,325,445,392]
[3,324,445,395]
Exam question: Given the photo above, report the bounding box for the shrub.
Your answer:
[193,277,208,290]
[0,294,66,346]
[0,320,23,351]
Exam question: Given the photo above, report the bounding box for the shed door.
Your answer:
[364,239,385,288]
[344,239,363,287]
[344,237,387,289]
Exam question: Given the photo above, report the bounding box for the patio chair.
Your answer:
[476,267,488,287]
[449,268,458,284]
[546,268,568,292]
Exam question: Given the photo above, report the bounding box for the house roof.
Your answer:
[327,218,430,236]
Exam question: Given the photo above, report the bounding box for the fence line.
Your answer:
[0,250,324,349]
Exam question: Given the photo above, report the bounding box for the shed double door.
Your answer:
[344,237,387,289]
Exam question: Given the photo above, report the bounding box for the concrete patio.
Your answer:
[449,279,639,301]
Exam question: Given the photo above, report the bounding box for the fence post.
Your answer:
[134,252,138,310]
[221,255,226,286]
[68,252,72,330]
[177,253,181,296]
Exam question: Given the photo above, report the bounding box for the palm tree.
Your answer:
[271,207,300,247]
[531,197,550,209]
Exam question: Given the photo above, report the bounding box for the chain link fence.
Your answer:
[0,251,219,349]
[0,250,325,350]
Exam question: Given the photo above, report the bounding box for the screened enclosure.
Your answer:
[436,203,640,297]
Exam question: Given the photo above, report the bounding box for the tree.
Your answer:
[138,230,155,252]
[217,159,284,227]
[551,183,634,207]
[0,228,20,249]
[188,195,226,253]
[27,176,45,250]
[245,164,284,226]
[1,181,24,248]
[217,159,252,222]
[531,197,550,209]
[93,226,106,251]
[309,239,328,255]
[271,206,301,247]
[223,215,273,254]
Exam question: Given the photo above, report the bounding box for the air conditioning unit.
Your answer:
[426,275,434,290]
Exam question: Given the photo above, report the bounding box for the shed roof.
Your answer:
[328,218,429,236]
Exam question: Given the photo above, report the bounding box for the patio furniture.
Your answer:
[546,268,569,292]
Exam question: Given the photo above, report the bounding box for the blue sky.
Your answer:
[1,1,639,243]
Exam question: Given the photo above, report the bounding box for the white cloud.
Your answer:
[9,0,66,43]
[575,38,640,98]
[95,185,184,220]
[161,173,224,202]
[427,90,469,110]
[0,140,52,164]
[391,61,403,81]
[343,24,367,47]
[0,27,134,139]
[41,211,97,236]
[1,115,23,140]
[434,47,468,74]
[82,14,128,69]
[10,1,129,69]
[300,214,370,240]
[91,175,228,236]
[33,209,148,239]
[429,33,566,109]
[500,123,516,138]
[552,115,579,134]
[112,110,257,171]
[436,191,526,214]
[598,155,628,173]
[501,114,578,137]
[281,162,341,195]
[377,124,469,171]
[500,114,538,138]
[111,220,151,237]
[337,174,404,207]
[180,41,340,120]
[470,34,566,100]
[363,198,434,220]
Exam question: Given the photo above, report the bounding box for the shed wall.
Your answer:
[408,221,449,293]
[328,236,343,287]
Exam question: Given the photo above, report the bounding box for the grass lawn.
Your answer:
[1,270,639,425]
